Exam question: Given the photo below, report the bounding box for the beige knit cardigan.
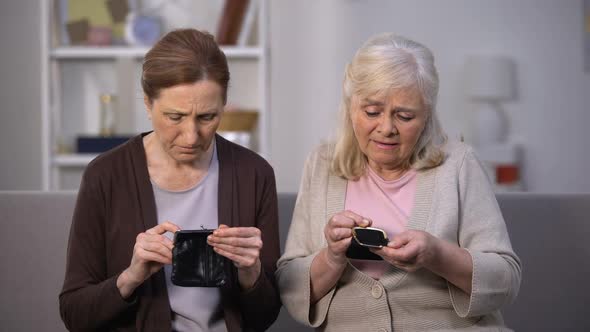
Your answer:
[276,141,521,332]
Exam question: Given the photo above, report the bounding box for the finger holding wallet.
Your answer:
[372,229,474,293]
[207,224,263,290]
[117,221,180,299]
[307,211,371,303]
[325,210,372,265]
[371,229,438,272]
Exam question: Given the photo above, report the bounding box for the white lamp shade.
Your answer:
[465,55,516,101]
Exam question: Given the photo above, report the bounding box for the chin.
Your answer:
[173,153,201,163]
[374,151,399,161]
[370,153,402,166]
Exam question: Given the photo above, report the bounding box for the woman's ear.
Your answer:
[144,95,152,120]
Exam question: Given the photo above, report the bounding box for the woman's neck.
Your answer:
[367,161,409,181]
[143,133,214,191]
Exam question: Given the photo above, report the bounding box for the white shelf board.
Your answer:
[53,154,98,167]
[51,46,262,59]
[223,46,263,58]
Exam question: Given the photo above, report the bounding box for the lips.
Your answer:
[177,146,199,153]
[372,140,399,150]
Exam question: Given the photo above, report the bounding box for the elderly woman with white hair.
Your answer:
[276,33,522,331]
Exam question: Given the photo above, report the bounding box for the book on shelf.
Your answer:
[216,0,250,45]
[237,0,257,46]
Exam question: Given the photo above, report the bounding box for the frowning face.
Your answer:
[350,87,427,179]
[145,80,224,164]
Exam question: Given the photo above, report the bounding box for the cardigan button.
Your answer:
[371,284,383,299]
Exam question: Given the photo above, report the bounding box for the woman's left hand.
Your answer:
[207,224,263,290]
[372,230,440,272]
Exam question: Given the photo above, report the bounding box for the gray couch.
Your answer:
[1,191,589,331]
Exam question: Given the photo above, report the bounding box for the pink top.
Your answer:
[345,167,417,279]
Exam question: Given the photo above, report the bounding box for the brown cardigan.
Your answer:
[59,133,281,331]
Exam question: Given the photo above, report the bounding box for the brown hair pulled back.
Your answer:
[142,29,230,104]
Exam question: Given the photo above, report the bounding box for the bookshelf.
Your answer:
[40,0,270,190]
[53,154,98,167]
[51,46,263,59]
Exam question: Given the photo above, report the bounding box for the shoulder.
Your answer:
[429,140,490,190]
[83,134,142,181]
[437,140,478,172]
[305,141,334,167]
[217,135,275,177]
[295,142,336,188]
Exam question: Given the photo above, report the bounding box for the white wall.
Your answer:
[270,0,590,193]
[0,1,42,190]
[1,0,588,193]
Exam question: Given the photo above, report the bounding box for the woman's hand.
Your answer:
[373,229,473,293]
[324,211,371,268]
[117,221,180,298]
[372,230,440,272]
[308,210,370,303]
[207,224,263,290]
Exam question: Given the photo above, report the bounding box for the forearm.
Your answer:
[237,259,262,290]
[428,239,473,294]
[239,171,282,330]
[117,268,143,299]
[310,248,347,303]
[60,274,135,330]
[239,266,281,331]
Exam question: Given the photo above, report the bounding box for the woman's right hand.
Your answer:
[117,221,180,298]
[324,211,371,267]
[310,211,371,302]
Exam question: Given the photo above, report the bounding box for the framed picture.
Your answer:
[55,0,129,46]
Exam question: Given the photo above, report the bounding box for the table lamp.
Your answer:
[465,55,516,147]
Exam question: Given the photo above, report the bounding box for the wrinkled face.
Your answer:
[350,87,427,174]
[145,80,224,164]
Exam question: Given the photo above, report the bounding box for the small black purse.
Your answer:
[345,237,384,260]
[345,227,389,261]
[171,229,229,287]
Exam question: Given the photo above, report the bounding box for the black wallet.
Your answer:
[171,230,229,287]
[345,238,384,260]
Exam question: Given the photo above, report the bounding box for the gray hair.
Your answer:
[331,33,447,180]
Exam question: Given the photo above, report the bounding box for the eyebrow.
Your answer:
[163,109,189,115]
[362,98,419,113]
[163,108,220,115]
[362,98,384,107]
[392,106,418,114]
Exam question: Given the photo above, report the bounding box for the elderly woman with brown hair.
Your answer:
[59,29,281,331]
[277,33,521,331]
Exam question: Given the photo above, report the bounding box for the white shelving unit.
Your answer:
[53,154,98,167]
[41,0,270,190]
[51,46,263,59]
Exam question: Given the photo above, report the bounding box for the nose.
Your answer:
[181,119,199,146]
[377,117,398,136]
